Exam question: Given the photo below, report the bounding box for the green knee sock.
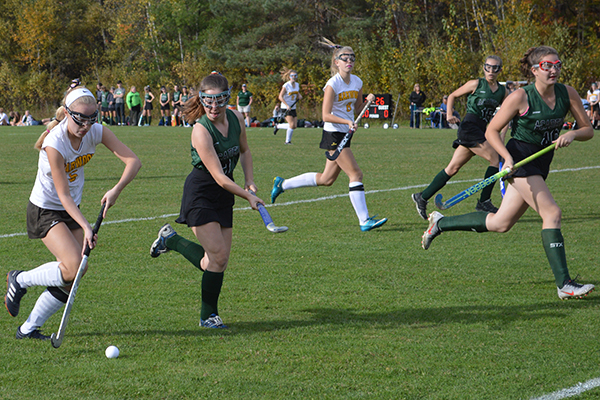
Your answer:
[438,212,489,232]
[165,234,205,270]
[422,169,451,200]
[541,229,570,287]
[201,270,224,320]
[148,116,152,125]
[479,166,499,202]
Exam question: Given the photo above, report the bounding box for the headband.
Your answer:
[65,88,94,108]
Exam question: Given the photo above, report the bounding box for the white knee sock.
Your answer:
[276,123,289,130]
[282,173,318,191]
[20,290,65,334]
[285,128,294,143]
[16,261,66,288]
[349,182,369,224]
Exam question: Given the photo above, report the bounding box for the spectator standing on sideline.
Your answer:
[236,84,253,127]
[180,86,190,126]
[142,86,155,126]
[409,84,426,128]
[96,83,103,114]
[126,86,142,126]
[586,82,599,129]
[107,87,116,125]
[172,84,182,126]
[159,86,171,126]
[114,81,126,126]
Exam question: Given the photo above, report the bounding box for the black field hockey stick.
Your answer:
[325,100,372,161]
[51,204,106,348]
[434,143,556,210]
[277,100,298,124]
[248,190,288,233]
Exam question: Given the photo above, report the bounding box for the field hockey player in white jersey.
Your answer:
[4,85,141,340]
[273,68,302,144]
[271,38,387,232]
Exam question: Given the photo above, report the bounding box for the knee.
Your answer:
[206,250,229,272]
[542,205,562,226]
[59,258,83,282]
[349,170,363,182]
[320,177,336,187]
[446,165,460,176]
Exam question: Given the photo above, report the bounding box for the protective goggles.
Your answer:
[483,63,502,73]
[533,60,562,71]
[66,107,98,126]
[290,73,298,78]
[337,53,356,62]
[199,89,231,108]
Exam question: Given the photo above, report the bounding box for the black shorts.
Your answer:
[27,202,81,239]
[592,103,599,113]
[282,109,297,118]
[144,102,153,110]
[108,106,115,112]
[504,139,554,180]
[319,130,352,151]
[160,104,170,111]
[175,168,234,228]
[101,106,110,112]
[452,113,487,149]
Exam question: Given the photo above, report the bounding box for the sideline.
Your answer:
[530,377,600,399]
[1,165,599,239]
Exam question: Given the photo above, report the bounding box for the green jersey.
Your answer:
[191,109,241,176]
[173,91,181,103]
[237,90,253,107]
[101,91,109,108]
[160,93,168,103]
[181,93,189,104]
[145,93,152,102]
[466,78,506,123]
[511,83,569,147]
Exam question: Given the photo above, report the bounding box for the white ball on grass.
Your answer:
[363,123,370,129]
[105,345,119,359]
[383,123,389,129]
[393,123,399,129]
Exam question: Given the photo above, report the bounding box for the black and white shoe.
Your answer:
[273,125,279,135]
[5,270,26,317]
[150,224,177,258]
[411,192,428,220]
[16,326,50,340]
[475,199,499,213]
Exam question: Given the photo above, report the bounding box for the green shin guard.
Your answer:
[201,270,224,320]
[541,229,570,287]
[422,169,451,201]
[438,212,489,232]
[479,166,499,202]
[165,235,205,270]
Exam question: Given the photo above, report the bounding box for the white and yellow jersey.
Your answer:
[280,81,300,110]
[323,73,362,133]
[29,118,103,210]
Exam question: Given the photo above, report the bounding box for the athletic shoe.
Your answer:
[16,327,50,340]
[557,279,595,300]
[360,216,388,232]
[273,125,279,135]
[475,199,499,213]
[150,223,177,258]
[411,192,428,220]
[5,270,26,317]
[284,142,292,145]
[200,314,228,329]
[422,211,444,250]
[271,176,285,204]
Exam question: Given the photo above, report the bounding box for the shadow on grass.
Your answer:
[81,298,599,338]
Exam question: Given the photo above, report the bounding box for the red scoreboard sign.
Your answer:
[362,94,392,119]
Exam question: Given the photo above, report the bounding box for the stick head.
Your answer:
[266,223,288,233]
[50,333,62,348]
[434,194,448,210]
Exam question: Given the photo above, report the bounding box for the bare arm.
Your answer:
[278,86,288,108]
[447,79,479,124]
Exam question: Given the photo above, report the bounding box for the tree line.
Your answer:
[0,0,599,121]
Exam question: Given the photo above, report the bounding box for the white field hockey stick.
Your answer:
[434,143,556,210]
[391,93,400,127]
[325,100,372,161]
[51,204,105,348]
[248,190,288,233]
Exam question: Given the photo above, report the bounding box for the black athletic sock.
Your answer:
[148,116,152,125]
[165,234,205,270]
[438,212,489,232]
[422,169,451,201]
[479,166,499,202]
[201,270,224,320]
[541,229,570,287]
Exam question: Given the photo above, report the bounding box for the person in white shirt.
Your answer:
[0,108,9,125]
[273,69,302,143]
[4,85,141,340]
[270,38,387,232]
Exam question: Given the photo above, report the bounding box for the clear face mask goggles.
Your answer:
[66,107,98,126]
[199,89,231,108]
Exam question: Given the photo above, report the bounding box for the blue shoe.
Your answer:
[200,314,228,329]
[360,216,388,232]
[271,176,285,204]
[16,326,50,340]
[150,223,177,258]
[5,270,26,317]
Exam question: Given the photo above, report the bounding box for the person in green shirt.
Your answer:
[421,45,595,300]
[126,86,142,126]
[236,84,253,127]
[172,84,182,127]
[149,72,263,329]
[159,86,171,126]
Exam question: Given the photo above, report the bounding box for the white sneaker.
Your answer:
[557,280,595,299]
[422,211,444,250]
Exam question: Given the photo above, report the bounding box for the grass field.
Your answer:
[1,124,599,400]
